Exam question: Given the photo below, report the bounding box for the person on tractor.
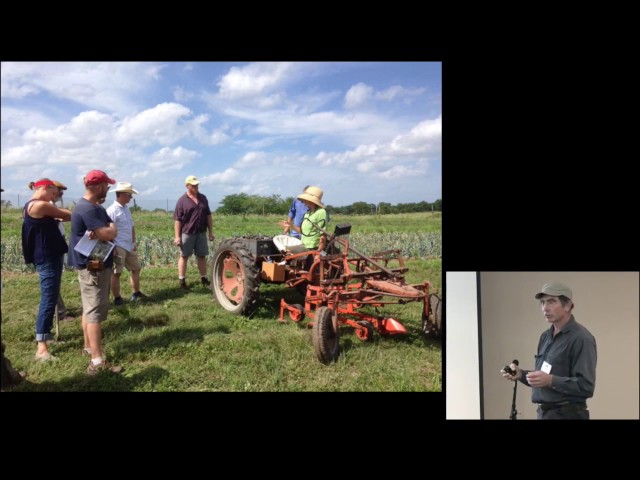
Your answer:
[279,186,327,270]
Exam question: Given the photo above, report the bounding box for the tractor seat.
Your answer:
[273,234,308,254]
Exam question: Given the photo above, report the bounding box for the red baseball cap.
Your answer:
[84,170,116,186]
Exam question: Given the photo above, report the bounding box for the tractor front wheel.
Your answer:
[312,306,340,364]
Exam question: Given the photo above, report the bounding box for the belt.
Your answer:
[538,401,586,412]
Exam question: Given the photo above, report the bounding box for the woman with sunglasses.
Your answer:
[22,179,72,360]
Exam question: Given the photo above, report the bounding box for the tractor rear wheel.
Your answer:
[312,306,340,364]
[211,239,260,316]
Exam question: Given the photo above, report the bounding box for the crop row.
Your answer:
[0,232,441,272]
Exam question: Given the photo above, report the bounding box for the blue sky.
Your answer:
[1,62,441,210]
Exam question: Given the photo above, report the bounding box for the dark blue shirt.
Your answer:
[520,315,597,404]
[287,198,309,239]
[68,198,115,268]
[21,200,68,265]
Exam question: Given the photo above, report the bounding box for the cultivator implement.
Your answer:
[277,224,437,363]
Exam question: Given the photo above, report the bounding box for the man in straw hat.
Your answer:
[106,182,147,306]
[501,282,597,419]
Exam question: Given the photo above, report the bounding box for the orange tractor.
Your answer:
[211,223,441,364]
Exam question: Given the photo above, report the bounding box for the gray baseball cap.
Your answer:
[535,282,573,300]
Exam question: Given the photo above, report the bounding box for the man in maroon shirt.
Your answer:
[173,176,215,290]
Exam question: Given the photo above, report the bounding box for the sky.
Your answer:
[1,62,441,211]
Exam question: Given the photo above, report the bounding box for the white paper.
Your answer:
[74,231,115,262]
[541,361,552,374]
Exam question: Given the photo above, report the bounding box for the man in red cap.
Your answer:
[68,170,122,375]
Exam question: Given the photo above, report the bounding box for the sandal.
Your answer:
[35,351,57,361]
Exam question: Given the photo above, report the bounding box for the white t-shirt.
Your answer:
[106,200,135,252]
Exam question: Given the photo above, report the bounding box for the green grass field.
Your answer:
[1,210,441,391]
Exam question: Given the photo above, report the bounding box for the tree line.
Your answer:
[215,193,441,215]
[1,195,442,215]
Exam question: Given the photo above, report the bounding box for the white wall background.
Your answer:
[446,272,481,419]
[479,272,639,420]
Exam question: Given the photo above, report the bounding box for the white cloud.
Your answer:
[1,106,60,137]
[355,160,377,173]
[149,146,199,171]
[1,62,441,209]
[247,110,398,146]
[377,164,423,179]
[217,62,294,100]
[257,93,284,108]
[291,90,342,114]
[388,117,441,155]
[0,81,39,98]
[24,110,115,148]
[313,117,440,176]
[1,62,165,115]
[144,64,168,80]
[201,167,239,183]
[191,117,230,146]
[1,101,235,181]
[1,142,49,167]
[315,143,381,167]
[344,82,374,109]
[198,116,440,203]
[236,151,267,167]
[117,102,192,146]
[209,129,230,145]
[376,85,425,101]
[173,85,195,102]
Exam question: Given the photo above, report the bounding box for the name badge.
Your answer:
[541,361,552,374]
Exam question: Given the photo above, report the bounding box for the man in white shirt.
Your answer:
[106,182,147,305]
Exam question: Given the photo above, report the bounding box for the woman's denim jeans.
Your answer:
[34,257,63,342]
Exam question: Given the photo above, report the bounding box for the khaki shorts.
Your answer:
[78,268,112,324]
[113,245,142,274]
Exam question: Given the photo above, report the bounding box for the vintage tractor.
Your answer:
[211,223,441,364]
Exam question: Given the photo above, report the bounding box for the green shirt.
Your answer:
[300,208,327,249]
